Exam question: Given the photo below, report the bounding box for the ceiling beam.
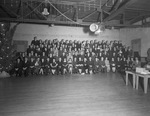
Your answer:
[21,0,101,7]
[103,0,138,22]
[126,13,150,25]
[120,13,125,24]
[0,6,14,18]
[126,8,150,12]
[1,17,149,28]
[23,2,47,20]
[75,5,79,21]
[0,4,20,18]
[109,0,119,12]
[81,10,97,20]
[16,0,22,15]
[72,7,76,21]
[97,12,101,22]
[142,22,150,26]
[0,17,91,26]
[53,7,74,20]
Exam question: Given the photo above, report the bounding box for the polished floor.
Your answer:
[0,72,150,116]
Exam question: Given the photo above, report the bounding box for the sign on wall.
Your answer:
[13,40,28,52]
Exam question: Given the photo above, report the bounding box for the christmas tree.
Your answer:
[0,22,19,73]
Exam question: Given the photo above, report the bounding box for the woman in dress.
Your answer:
[105,57,110,72]
[34,57,41,75]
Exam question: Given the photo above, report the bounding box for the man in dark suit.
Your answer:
[22,57,30,77]
[31,36,37,46]
[29,57,35,75]
[15,58,23,77]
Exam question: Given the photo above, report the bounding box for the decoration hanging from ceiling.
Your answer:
[42,0,49,15]
[42,8,50,15]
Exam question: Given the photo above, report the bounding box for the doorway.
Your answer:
[131,38,141,57]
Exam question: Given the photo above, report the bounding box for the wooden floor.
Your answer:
[0,73,150,116]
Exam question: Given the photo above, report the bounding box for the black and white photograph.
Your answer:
[0,0,150,116]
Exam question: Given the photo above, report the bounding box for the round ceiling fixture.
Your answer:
[89,22,105,34]
[89,23,99,32]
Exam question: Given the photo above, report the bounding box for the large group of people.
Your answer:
[12,36,142,77]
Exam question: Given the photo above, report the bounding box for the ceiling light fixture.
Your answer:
[42,8,49,15]
[89,0,105,34]
[42,0,49,15]
[90,22,105,33]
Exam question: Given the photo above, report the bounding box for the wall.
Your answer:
[13,23,150,57]
[119,27,150,57]
[12,23,120,45]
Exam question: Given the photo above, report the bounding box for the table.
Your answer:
[136,73,150,94]
[125,71,136,89]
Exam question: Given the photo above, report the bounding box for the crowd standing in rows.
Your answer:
[13,36,141,77]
